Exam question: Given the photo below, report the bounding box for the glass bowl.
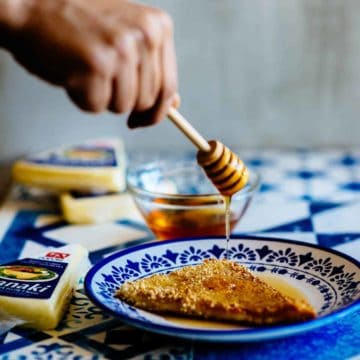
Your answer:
[127,159,260,240]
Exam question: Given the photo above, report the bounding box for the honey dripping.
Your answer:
[167,109,248,247]
[224,195,231,259]
[197,140,249,257]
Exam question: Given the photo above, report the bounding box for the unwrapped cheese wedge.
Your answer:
[60,191,140,224]
[12,139,126,192]
[0,244,88,330]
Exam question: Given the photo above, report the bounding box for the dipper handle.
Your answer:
[168,107,211,152]
[167,108,248,196]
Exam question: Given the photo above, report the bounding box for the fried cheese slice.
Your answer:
[116,259,316,325]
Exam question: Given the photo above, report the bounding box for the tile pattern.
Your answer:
[0,149,359,359]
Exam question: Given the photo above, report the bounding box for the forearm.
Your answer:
[0,0,33,49]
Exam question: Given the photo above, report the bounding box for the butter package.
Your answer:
[12,139,126,192]
[0,244,88,331]
[60,191,140,224]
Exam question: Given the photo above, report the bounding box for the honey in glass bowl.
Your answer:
[144,199,247,240]
[127,160,260,240]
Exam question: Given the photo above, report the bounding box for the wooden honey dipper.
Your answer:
[168,107,249,196]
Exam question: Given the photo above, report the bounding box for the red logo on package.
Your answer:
[45,252,70,260]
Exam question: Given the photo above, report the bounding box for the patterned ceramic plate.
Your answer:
[85,236,360,342]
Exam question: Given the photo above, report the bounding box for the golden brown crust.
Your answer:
[116,259,316,325]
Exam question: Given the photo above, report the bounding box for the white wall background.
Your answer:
[1,0,360,191]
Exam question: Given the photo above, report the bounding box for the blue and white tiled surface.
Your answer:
[0,149,359,359]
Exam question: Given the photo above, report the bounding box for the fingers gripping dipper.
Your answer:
[168,108,249,196]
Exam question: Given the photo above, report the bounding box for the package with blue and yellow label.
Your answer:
[12,138,126,192]
[0,245,89,330]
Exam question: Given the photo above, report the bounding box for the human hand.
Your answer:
[3,0,178,127]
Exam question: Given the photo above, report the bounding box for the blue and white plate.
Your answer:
[84,236,360,342]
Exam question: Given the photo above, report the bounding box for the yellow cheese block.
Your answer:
[12,139,126,192]
[0,244,88,330]
[60,191,140,224]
